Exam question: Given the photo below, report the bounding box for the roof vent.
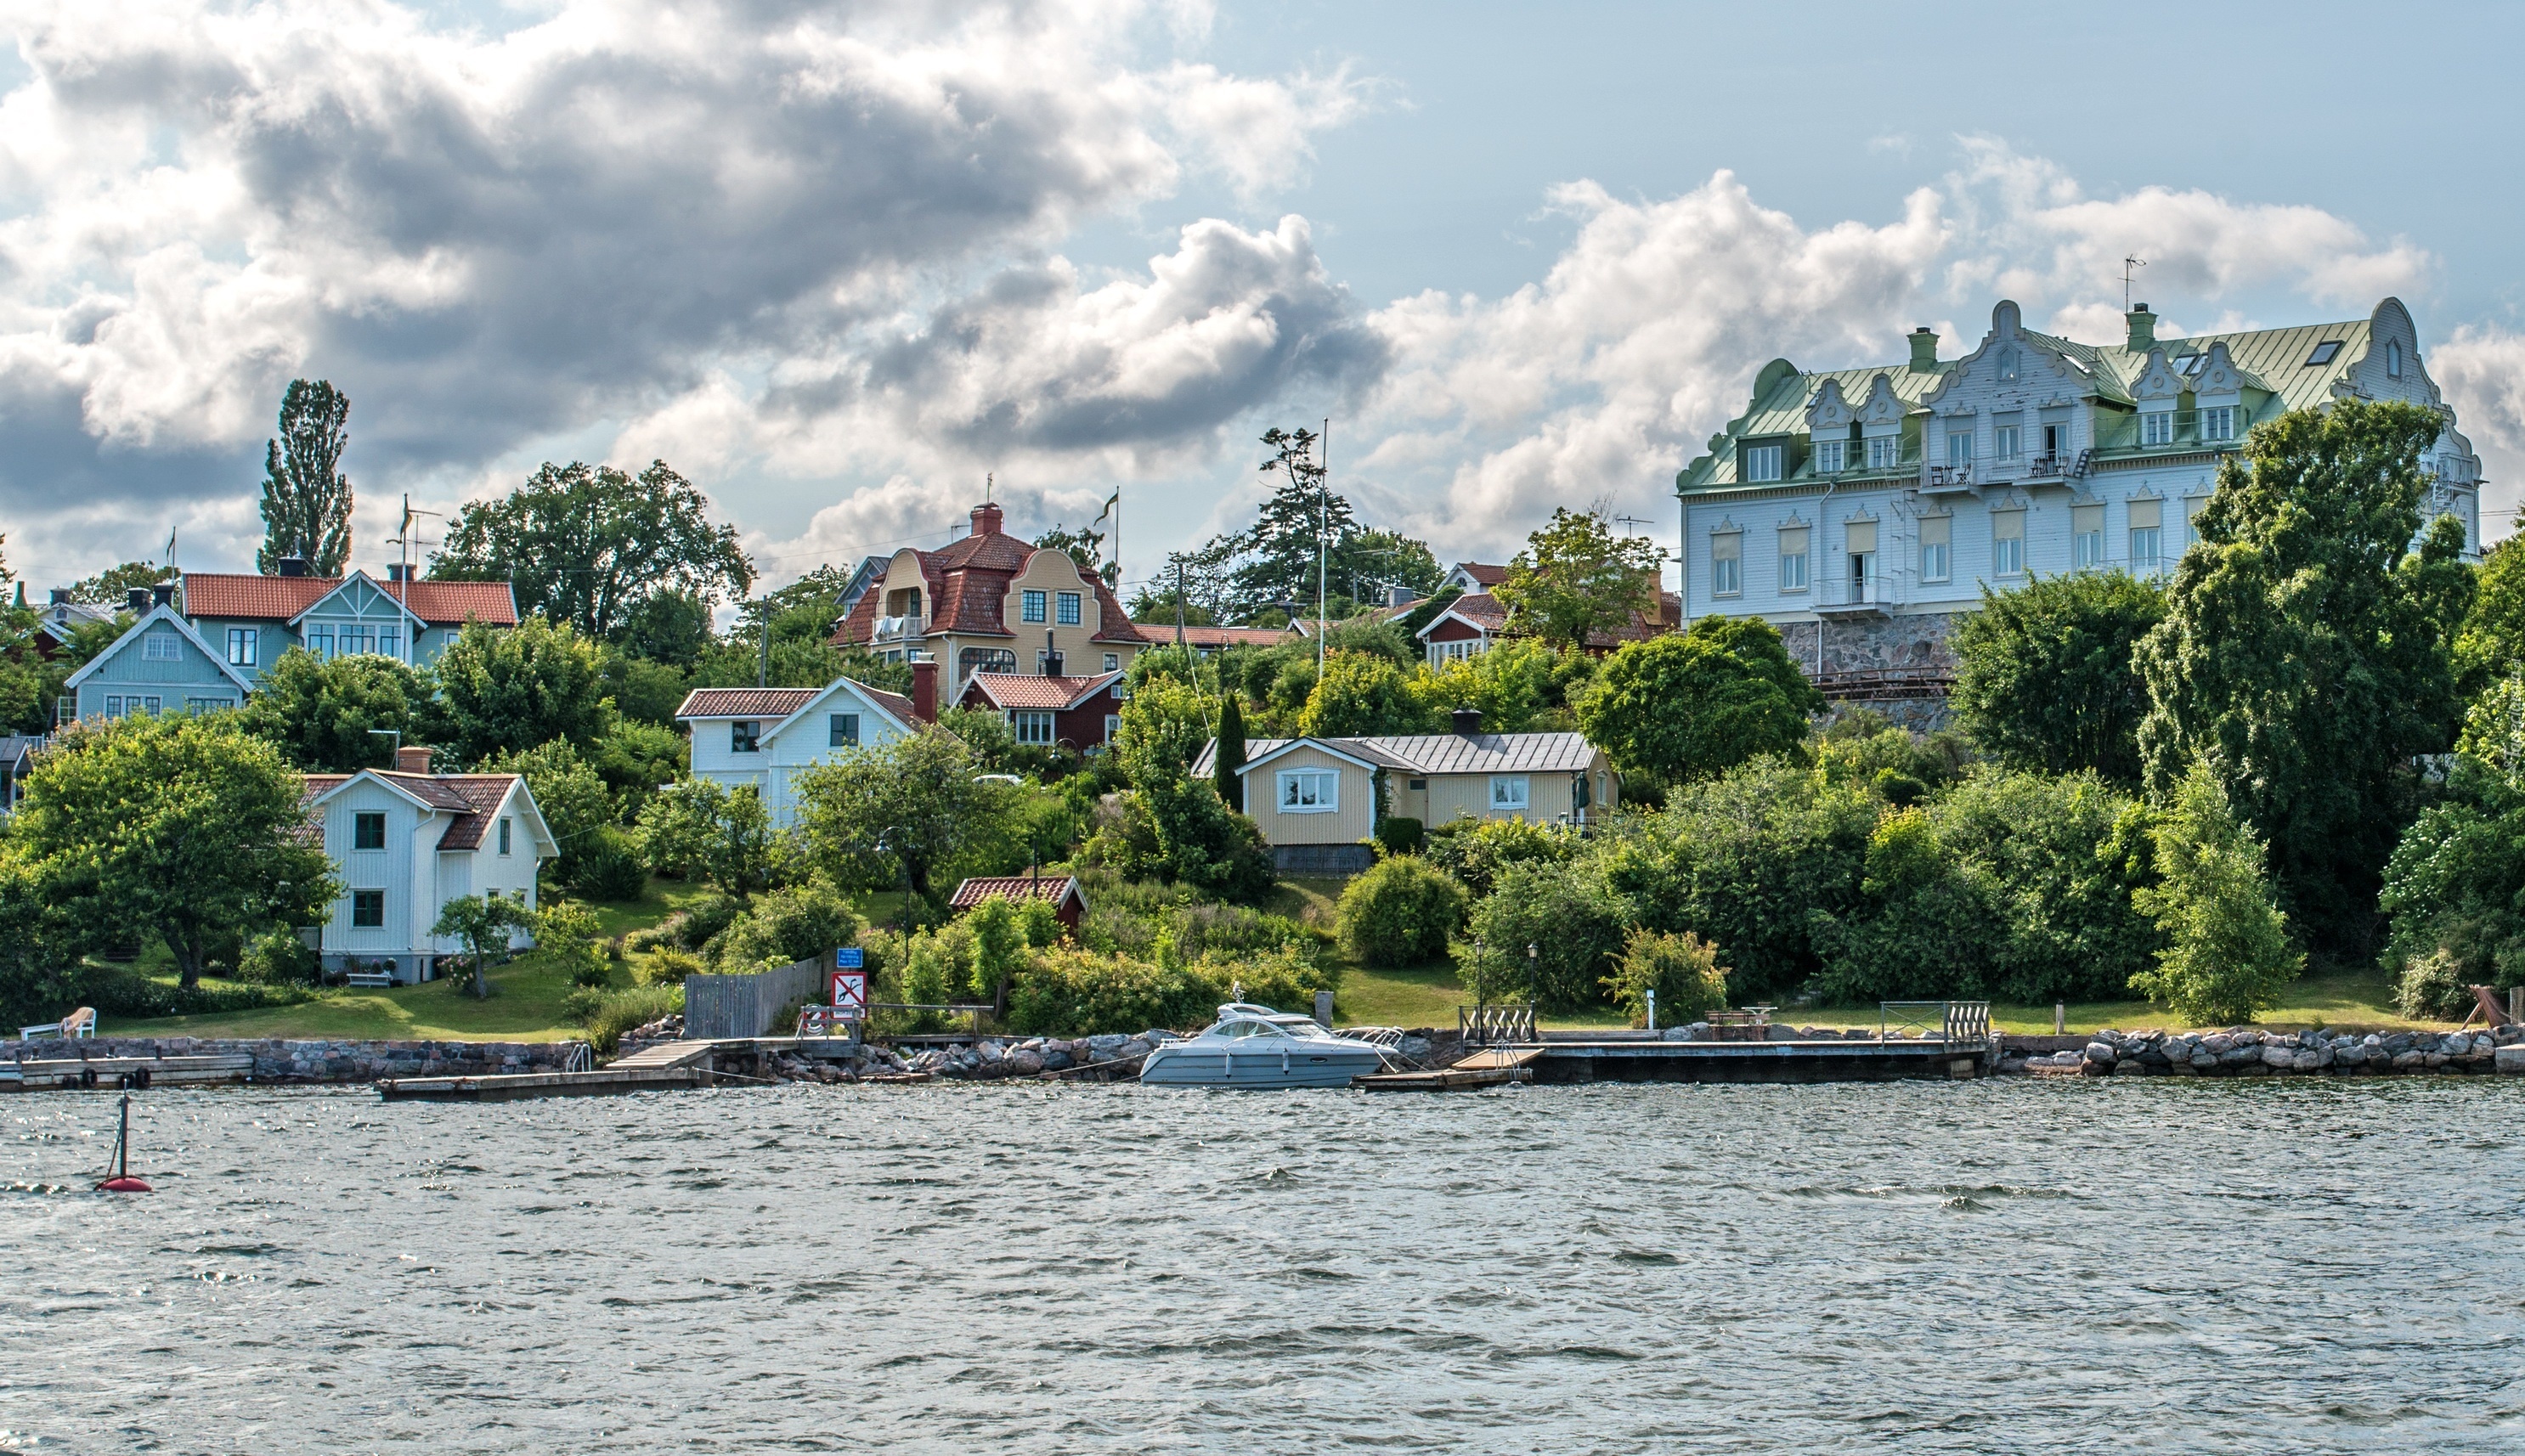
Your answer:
[1451,705,1484,739]
[126,587,152,614]
[2126,303,2156,352]
[276,556,308,578]
[1907,327,1939,372]
[151,582,174,607]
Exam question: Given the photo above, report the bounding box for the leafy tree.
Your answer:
[2378,678,2525,994]
[1495,507,1665,650]
[2457,533,2525,693]
[1213,691,1246,811]
[432,615,609,763]
[431,892,537,998]
[585,719,687,819]
[256,379,353,575]
[1130,545,1237,624]
[1603,929,1731,1029]
[1952,571,2165,784]
[1336,855,1466,967]
[706,878,861,973]
[431,460,754,641]
[599,651,691,727]
[239,648,435,772]
[483,740,614,876]
[1034,522,1115,587]
[68,561,175,606]
[13,714,336,989]
[1398,584,1464,639]
[1419,637,1596,732]
[1458,858,1629,1011]
[794,731,1019,905]
[0,846,87,1024]
[613,590,714,669]
[2131,761,2302,1024]
[1098,679,1274,900]
[635,779,777,896]
[1579,616,1819,782]
[534,899,608,988]
[1299,651,1440,736]
[2136,400,2476,951]
[688,567,907,693]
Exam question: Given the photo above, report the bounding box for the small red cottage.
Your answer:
[958,669,1127,750]
[948,874,1089,930]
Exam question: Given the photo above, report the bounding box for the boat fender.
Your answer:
[78,1067,97,1089]
[133,1066,150,1090]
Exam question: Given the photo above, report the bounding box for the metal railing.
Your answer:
[1812,665,1956,702]
[1460,1003,1537,1046]
[563,1041,594,1073]
[1878,1001,1991,1047]
[1815,573,1894,612]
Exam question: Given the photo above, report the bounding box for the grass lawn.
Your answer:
[1782,966,2426,1036]
[102,878,715,1042]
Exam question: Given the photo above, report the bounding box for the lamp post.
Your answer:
[1527,942,1539,1009]
[367,727,400,769]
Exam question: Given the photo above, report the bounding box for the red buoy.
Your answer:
[96,1176,152,1194]
[93,1094,152,1193]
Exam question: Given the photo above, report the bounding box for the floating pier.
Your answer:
[1446,1001,1998,1085]
[2,1053,253,1091]
[375,1037,858,1101]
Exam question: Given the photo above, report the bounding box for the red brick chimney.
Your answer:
[395,745,433,774]
[910,658,938,723]
[970,502,1004,537]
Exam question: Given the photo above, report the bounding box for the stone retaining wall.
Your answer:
[7,1036,585,1082]
[2025,1024,2525,1075]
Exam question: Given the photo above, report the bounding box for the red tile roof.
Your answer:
[949,875,1085,911]
[297,770,522,849]
[1453,562,1511,587]
[830,515,1147,649]
[962,671,1122,711]
[675,687,820,720]
[181,573,519,626]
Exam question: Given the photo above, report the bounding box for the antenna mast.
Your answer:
[2122,256,2148,312]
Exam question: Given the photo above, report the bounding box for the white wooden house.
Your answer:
[675,676,921,825]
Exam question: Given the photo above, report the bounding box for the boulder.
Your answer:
[2202,1034,2235,1054]
[2084,1041,2118,1064]
[2262,1045,2297,1069]
[1042,1049,1074,1071]
[1006,1048,1045,1075]
[1764,1024,1799,1041]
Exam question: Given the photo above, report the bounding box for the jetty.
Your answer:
[1441,1001,1999,1084]
[375,1036,865,1101]
[3,1052,254,1091]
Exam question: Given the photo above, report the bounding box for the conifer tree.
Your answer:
[256,380,353,575]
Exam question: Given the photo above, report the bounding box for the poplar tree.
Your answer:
[256,380,354,575]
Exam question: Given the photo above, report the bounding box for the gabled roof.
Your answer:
[1133,623,1292,649]
[62,604,256,695]
[1446,562,1510,589]
[674,676,918,738]
[963,670,1123,712]
[830,509,1146,648]
[1195,731,1601,778]
[1415,592,1510,640]
[950,874,1087,912]
[181,572,519,626]
[302,770,553,855]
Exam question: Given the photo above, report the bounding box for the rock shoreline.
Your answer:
[2019,1024,2525,1076]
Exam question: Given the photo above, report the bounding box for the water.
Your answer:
[5,1079,2523,1453]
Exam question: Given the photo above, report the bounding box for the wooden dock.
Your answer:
[1358,1048,1539,1092]
[376,1036,856,1101]
[2,1054,253,1091]
[1510,1032,1992,1083]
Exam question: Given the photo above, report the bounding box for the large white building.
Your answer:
[1675,298,2482,693]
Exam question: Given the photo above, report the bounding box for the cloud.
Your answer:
[2433,324,2525,534]
[0,0,1363,581]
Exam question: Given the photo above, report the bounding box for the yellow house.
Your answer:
[1194,714,1618,874]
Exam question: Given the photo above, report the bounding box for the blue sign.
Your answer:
[834,947,864,969]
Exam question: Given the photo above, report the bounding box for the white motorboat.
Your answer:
[1137,1003,1391,1088]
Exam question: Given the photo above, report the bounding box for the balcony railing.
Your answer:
[873,613,921,641]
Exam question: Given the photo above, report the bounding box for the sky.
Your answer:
[5,0,2524,607]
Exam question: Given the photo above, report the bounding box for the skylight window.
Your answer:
[2305,341,2343,366]
[2175,353,2206,375]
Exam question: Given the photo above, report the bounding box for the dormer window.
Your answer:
[1743,444,1783,483]
[2141,411,2175,447]
[2387,341,2403,378]
[2305,341,2343,367]
[1866,436,1901,470]
[1813,439,1845,473]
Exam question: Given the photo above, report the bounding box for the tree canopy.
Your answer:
[794,731,1017,905]
[2135,399,2475,951]
[1951,570,2166,784]
[432,615,610,764]
[240,648,436,772]
[12,714,336,988]
[1578,616,1819,782]
[1495,507,1666,650]
[257,379,353,575]
[431,460,754,641]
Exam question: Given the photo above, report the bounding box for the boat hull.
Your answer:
[1138,1044,1382,1088]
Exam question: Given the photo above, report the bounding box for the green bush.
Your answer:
[672,892,748,951]
[2393,947,2474,1021]
[1423,815,1580,898]
[1458,858,1630,1012]
[1159,902,1330,968]
[1003,947,1223,1035]
[1375,815,1425,856]
[577,984,681,1054]
[1603,929,1730,1029]
[636,946,702,988]
[705,878,862,972]
[1195,945,1335,1016]
[237,930,321,986]
[564,825,651,901]
[74,968,320,1020]
[2131,763,2303,1024]
[1336,855,1466,967]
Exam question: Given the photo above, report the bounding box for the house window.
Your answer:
[143,696,161,714]
[1946,430,1973,466]
[378,627,401,657]
[1813,440,1844,474]
[1742,444,1782,483]
[340,625,374,656]
[2130,499,2163,574]
[184,697,234,713]
[2387,341,2403,378]
[829,713,861,748]
[144,632,179,661]
[1277,768,1338,812]
[2200,406,2234,441]
[2141,411,2174,447]
[102,695,121,717]
[308,626,333,658]
[1992,509,2025,577]
[1919,515,1952,584]
[1488,776,1530,812]
[1056,591,1082,625]
[1993,424,2020,461]
[2183,495,2209,547]
[226,628,257,666]
[1778,528,1810,593]
[499,817,513,855]
[2073,504,2105,569]
[354,812,387,850]
[1104,653,1119,673]
[1867,435,1901,470]
[1104,714,1121,739]
[1407,778,1426,791]
[1020,590,1048,624]
[1010,711,1055,744]
[1710,533,1742,597]
[2306,341,2343,366]
[731,720,760,753]
[352,889,386,928]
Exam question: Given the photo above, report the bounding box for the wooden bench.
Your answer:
[344,970,396,988]
[1705,1007,1771,1043]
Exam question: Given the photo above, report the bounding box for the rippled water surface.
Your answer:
[6,1079,2525,1453]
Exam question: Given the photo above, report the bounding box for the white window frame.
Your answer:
[1778,528,1810,594]
[226,628,257,667]
[144,632,180,661]
[731,720,760,753]
[498,817,513,856]
[1104,714,1121,739]
[353,811,387,850]
[2131,525,2162,573]
[1992,424,2020,461]
[1743,444,1782,483]
[1991,511,2025,578]
[2072,505,2105,570]
[2141,411,2174,447]
[1020,590,1048,624]
[1812,439,1844,474]
[2199,406,2234,442]
[1055,591,1082,625]
[1488,775,1530,813]
[1867,435,1901,470]
[1276,767,1339,813]
[1009,710,1056,745]
[1710,533,1743,598]
[1919,516,1952,584]
[1946,430,1973,466]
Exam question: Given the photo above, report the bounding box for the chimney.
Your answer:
[48,589,69,606]
[1389,585,1421,608]
[127,587,152,614]
[1042,629,1062,678]
[276,556,308,578]
[970,502,1004,537]
[910,657,939,723]
[1907,327,1940,372]
[151,582,175,607]
[2126,302,2157,352]
[1451,705,1484,739]
[387,563,409,583]
[395,745,434,774]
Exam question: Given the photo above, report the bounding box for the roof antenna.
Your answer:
[2123,257,2147,312]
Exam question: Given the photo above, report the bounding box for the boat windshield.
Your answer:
[1217,1019,1283,1038]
